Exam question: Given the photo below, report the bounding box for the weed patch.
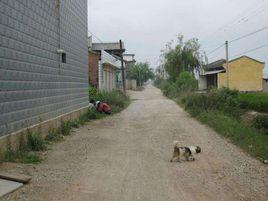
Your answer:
[45,129,62,142]
[17,152,42,164]
[27,131,46,151]
[61,121,73,136]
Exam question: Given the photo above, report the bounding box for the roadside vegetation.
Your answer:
[154,34,268,161]
[0,88,130,164]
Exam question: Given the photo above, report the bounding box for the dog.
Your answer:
[170,141,201,162]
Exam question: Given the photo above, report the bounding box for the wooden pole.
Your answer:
[225,40,229,88]
[119,40,126,93]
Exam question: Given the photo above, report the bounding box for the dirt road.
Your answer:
[2,85,268,201]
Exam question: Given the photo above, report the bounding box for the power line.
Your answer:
[230,26,268,43]
[206,25,268,55]
[88,30,103,43]
[230,44,268,58]
[202,0,268,46]
[206,43,225,55]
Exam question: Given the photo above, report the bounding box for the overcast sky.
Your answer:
[87,0,268,77]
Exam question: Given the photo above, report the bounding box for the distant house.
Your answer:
[263,77,268,92]
[88,41,124,91]
[123,54,136,65]
[198,56,265,92]
[99,50,121,91]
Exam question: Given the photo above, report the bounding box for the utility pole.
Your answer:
[119,40,126,93]
[225,40,229,88]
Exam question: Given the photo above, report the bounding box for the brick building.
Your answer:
[88,50,99,87]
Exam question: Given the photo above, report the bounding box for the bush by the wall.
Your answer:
[89,87,130,113]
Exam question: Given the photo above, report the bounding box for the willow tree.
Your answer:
[161,34,207,81]
[126,62,154,86]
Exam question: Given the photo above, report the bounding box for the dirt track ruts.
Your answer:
[2,84,268,201]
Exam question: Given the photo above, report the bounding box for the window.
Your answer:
[62,53,66,63]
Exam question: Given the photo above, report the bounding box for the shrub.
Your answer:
[156,72,198,99]
[27,131,46,151]
[154,76,164,87]
[175,71,198,93]
[253,115,268,134]
[162,82,177,98]
[89,86,98,102]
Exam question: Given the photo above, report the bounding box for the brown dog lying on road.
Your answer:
[170,141,201,162]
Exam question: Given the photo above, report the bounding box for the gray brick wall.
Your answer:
[0,0,88,137]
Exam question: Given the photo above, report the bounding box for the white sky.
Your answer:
[87,0,268,77]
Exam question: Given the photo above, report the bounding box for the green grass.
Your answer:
[17,152,42,164]
[238,92,268,113]
[197,111,268,160]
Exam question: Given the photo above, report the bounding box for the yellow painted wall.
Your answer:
[218,56,264,91]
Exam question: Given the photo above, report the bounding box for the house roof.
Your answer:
[205,56,265,71]
[204,59,225,70]
[88,49,99,55]
[101,50,121,69]
[92,42,125,52]
[203,69,225,75]
[229,55,265,64]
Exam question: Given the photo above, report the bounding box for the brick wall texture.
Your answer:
[88,51,99,88]
[0,0,88,137]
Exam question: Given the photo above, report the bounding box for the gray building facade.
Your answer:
[0,0,88,137]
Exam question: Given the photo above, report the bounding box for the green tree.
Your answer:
[161,34,206,81]
[126,62,154,86]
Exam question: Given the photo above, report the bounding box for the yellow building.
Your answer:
[199,56,265,92]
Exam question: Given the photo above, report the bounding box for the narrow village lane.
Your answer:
[3,85,268,201]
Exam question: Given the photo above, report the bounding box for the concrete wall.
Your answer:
[0,0,88,137]
[126,79,137,90]
[102,64,116,92]
[198,75,207,90]
[218,57,264,91]
[88,51,99,88]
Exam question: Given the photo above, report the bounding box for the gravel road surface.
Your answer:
[1,84,268,201]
